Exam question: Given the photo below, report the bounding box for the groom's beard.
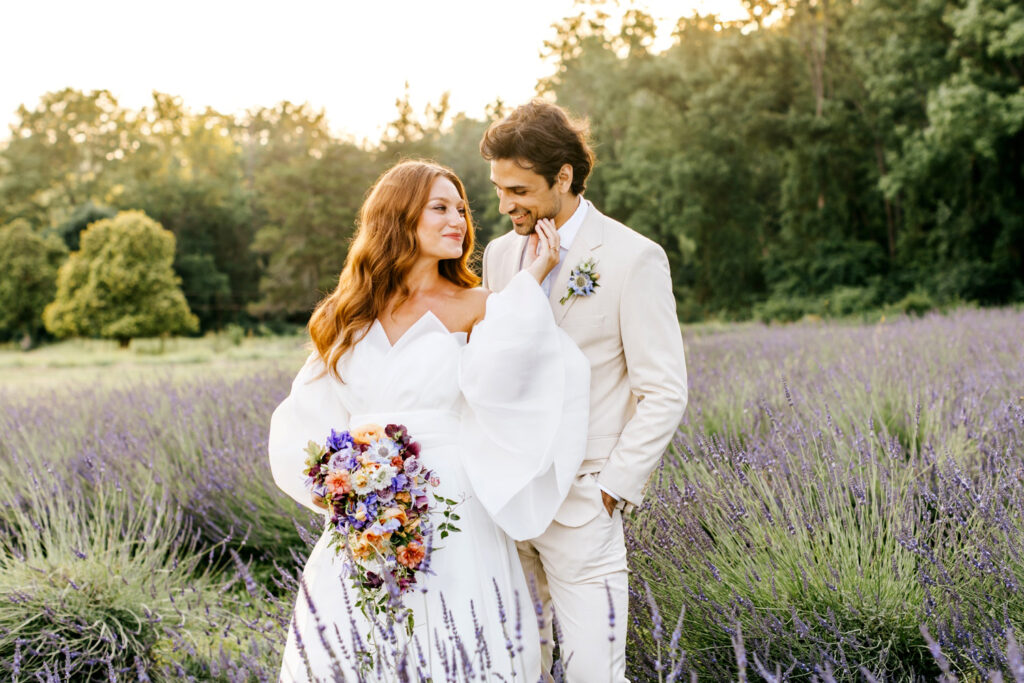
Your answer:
[510,212,538,235]
[510,202,561,235]
[509,192,565,235]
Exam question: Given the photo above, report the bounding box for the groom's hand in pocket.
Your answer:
[601,490,618,517]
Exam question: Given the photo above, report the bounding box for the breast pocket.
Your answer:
[561,314,611,345]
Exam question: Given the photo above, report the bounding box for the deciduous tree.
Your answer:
[43,211,198,346]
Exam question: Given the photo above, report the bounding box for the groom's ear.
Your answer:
[556,164,574,194]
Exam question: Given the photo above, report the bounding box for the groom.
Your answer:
[480,101,688,681]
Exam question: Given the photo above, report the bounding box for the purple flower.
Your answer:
[326,429,354,452]
[385,424,410,446]
[404,458,422,477]
[328,448,357,471]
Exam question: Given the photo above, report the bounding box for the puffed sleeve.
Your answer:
[458,271,590,541]
[268,352,350,513]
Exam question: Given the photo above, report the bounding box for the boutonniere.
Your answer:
[559,258,600,305]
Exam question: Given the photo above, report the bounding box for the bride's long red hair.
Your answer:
[309,160,480,379]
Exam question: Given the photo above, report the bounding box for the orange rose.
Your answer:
[351,423,386,445]
[362,528,387,550]
[325,471,351,495]
[396,541,426,569]
[381,507,408,527]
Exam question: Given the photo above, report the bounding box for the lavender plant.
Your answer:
[626,309,1024,680]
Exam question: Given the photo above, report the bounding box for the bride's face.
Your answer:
[416,177,468,261]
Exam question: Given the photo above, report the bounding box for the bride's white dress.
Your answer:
[269,272,590,682]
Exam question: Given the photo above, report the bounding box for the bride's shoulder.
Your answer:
[454,286,490,323]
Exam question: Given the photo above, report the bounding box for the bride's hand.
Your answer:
[525,218,561,284]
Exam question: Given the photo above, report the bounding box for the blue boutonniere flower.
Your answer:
[560,258,600,305]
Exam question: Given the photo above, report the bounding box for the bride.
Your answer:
[268,160,590,681]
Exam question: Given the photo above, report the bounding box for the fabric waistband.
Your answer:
[348,410,460,448]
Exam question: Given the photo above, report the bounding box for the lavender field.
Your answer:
[1,309,1022,681]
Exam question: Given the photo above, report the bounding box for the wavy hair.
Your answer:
[480,99,595,195]
[309,160,480,379]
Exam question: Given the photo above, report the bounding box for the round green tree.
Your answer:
[0,219,68,348]
[43,210,199,346]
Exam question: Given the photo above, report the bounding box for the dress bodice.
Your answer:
[334,312,467,417]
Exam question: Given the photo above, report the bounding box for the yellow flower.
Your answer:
[348,532,373,560]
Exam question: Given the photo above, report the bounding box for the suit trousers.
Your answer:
[516,503,629,683]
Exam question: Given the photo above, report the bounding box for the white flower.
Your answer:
[367,439,399,464]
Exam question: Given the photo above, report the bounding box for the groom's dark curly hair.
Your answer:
[480,100,595,196]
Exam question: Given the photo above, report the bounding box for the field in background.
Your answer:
[1,309,1023,680]
[0,333,309,393]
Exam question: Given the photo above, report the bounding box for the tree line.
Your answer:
[1,0,1021,346]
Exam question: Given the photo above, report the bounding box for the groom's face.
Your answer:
[490,158,567,236]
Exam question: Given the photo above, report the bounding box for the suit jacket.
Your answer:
[482,200,688,527]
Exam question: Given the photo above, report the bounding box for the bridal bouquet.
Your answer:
[303,423,459,616]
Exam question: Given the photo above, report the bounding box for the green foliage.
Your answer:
[249,141,378,318]
[1,0,1021,326]
[110,93,257,329]
[43,210,199,345]
[890,288,938,316]
[540,0,1023,319]
[0,219,67,346]
[0,89,127,229]
[54,202,116,252]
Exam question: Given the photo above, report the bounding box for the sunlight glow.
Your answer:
[1,0,748,144]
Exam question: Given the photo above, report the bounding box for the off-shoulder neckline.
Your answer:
[373,310,467,350]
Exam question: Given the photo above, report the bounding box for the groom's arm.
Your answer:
[596,242,687,512]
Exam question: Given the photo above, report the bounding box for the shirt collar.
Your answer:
[556,196,587,250]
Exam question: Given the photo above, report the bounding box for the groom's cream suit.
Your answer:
[482,199,687,682]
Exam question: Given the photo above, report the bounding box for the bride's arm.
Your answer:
[268,352,349,514]
[457,254,590,540]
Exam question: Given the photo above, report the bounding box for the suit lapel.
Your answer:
[491,232,527,291]
[505,234,528,290]
[551,205,604,325]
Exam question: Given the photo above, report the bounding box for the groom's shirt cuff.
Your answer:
[599,485,622,503]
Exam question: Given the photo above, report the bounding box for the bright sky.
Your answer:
[1,0,747,144]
